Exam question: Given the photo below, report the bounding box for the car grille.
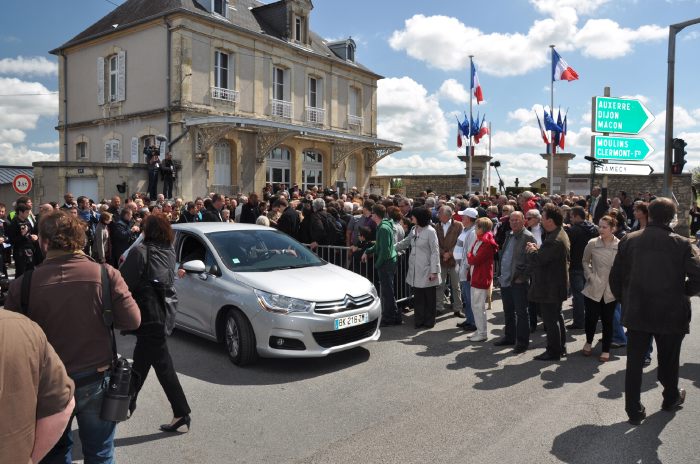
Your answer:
[312,319,379,348]
[314,294,375,315]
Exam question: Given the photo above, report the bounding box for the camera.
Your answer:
[100,357,133,422]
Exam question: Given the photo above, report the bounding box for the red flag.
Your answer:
[536,112,549,145]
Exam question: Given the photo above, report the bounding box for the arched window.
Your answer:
[302,150,323,192]
[266,147,291,186]
[214,141,232,186]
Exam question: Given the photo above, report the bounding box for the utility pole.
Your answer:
[664,17,700,197]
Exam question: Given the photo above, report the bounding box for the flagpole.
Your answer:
[549,45,555,195]
[468,55,474,196]
[488,121,492,195]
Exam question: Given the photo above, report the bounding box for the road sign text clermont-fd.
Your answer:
[12,174,32,195]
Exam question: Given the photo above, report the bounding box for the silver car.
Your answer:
[125,223,381,366]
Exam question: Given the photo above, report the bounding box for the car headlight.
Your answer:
[369,286,378,298]
[255,289,315,314]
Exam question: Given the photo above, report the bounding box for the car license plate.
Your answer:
[334,313,368,330]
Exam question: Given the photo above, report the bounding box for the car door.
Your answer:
[174,233,219,337]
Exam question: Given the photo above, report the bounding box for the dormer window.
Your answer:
[327,38,357,63]
[294,15,307,43]
[212,0,227,17]
[295,17,302,41]
[347,42,355,62]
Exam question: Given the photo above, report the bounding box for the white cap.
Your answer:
[458,207,478,219]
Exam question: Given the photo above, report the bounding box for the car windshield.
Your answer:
[206,229,324,272]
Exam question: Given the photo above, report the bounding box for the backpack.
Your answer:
[321,212,345,246]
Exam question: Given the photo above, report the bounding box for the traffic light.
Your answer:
[672,138,687,175]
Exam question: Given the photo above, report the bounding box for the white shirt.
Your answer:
[456,225,477,282]
[441,219,452,237]
[530,224,543,246]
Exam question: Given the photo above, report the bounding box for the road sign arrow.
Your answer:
[592,96,655,135]
[594,162,654,176]
[591,135,654,161]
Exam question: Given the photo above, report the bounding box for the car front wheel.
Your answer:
[224,308,258,366]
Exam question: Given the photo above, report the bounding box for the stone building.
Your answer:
[36,0,401,203]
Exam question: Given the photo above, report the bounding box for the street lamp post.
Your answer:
[664,17,700,197]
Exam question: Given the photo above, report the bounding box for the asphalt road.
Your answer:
[69,295,700,464]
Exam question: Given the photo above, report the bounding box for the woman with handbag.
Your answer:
[120,213,192,432]
[581,215,619,362]
[395,207,441,329]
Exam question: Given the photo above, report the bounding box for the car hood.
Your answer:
[234,263,373,302]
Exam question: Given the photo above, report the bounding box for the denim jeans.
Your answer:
[42,373,116,464]
[377,260,400,323]
[501,283,530,347]
[569,269,586,327]
[460,280,474,325]
[612,302,627,345]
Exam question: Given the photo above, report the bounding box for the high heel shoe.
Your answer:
[160,415,191,433]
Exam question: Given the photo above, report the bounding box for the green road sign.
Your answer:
[592,96,655,135]
[591,135,654,161]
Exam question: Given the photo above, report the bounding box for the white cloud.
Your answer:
[437,79,470,105]
[0,143,58,165]
[388,5,665,77]
[574,20,666,59]
[377,77,449,153]
[530,0,610,15]
[692,108,700,119]
[376,154,464,176]
[682,30,700,41]
[0,77,59,165]
[32,141,59,149]
[0,56,58,77]
[0,129,26,144]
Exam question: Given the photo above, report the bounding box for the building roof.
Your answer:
[50,0,379,77]
[0,166,33,186]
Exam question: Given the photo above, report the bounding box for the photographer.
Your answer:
[4,210,140,463]
[7,203,39,278]
[161,152,176,200]
[145,144,161,201]
[77,195,100,256]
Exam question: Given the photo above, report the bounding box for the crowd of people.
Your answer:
[2,181,700,463]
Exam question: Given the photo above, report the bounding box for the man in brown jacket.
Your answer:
[5,210,141,463]
[436,206,464,317]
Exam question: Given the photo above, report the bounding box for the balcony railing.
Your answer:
[211,86,239,103]
[272,99,292,119]
[348,114,363,127]
[306,107,325,125]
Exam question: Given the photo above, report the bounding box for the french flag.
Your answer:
[470,62,484,104]
[552,49,579,82]
[457,120,464,148]
[536,111,549,145]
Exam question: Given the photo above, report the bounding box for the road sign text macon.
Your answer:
[592,96,654,135]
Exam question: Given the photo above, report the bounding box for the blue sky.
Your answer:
[1,0,699,186]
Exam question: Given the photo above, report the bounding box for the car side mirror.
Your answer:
[182,260,206,273]
[209,263,221,277]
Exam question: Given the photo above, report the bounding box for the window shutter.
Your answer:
[113,140,120,162]
[97,57,105,105]
[283,68,290,101]
[105,141,112,161]
[318,78,324,109]
[117,51,126,102]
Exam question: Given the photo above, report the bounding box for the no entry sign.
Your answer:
[12,173,32,195]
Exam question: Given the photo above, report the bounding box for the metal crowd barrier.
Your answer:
[304,244,413,305]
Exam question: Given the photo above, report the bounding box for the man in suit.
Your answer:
[590,185,609,224]
[610,197,700,425]
[275,198,300,238]
[435,205,464,317]
[201,194,224,222]
[526,203,570,361]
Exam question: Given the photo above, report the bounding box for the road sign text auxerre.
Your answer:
[590,95,655,174]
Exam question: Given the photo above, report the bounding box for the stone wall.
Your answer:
[568,173,693,236]
[370,175,477,198]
